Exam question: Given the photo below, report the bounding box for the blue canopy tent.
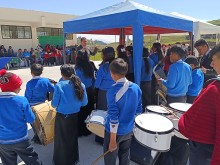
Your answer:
[63,0,193,85]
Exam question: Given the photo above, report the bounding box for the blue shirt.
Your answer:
[105,80,142,135]
[23,52,30,58]
[141,57,154,82]
[0,92,35,144]
[52,80,88,114]
[25,77,55,106]
[162,59,192,97]
[149,53,159,66]
[95,62,115,91]
[187,68,204,96]
[75,68,93,88]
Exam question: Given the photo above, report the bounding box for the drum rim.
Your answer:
[133,135,171,152]
[135,122,174,135]
[145,105,170,114]
[169,102,192,113]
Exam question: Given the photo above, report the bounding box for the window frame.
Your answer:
[1,25,32,39]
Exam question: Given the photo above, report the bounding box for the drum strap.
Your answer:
[115,78,130,103]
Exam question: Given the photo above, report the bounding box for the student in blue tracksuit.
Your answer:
[185,56,204,103]
[141,47,154,109]
[104,58,142,165]
[0,69,41,165]
[75,50,95,136]
[157,46,192,165]
[95,47,115,111]
[25,64,55,106]
[52,64,88,165]
[125,46,134,82]
[25,63,55,144]
[94,46,115,144]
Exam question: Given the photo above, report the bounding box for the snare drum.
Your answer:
[85,110,107,138]
[134,113,174,152]
[146,105,170,115]
[169,102,192,117]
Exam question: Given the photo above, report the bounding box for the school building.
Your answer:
[0,7,77,51]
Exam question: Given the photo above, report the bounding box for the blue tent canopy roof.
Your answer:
[63,0,193,85]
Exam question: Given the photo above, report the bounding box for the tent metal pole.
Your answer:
[63,33,66,64]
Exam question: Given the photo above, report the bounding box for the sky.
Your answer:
[0,0,219,43]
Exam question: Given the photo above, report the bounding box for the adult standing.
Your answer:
[76,37,98,57]
[179,45,220,165]
[194,39,217,82]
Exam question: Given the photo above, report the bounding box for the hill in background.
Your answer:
[208,19,220,26]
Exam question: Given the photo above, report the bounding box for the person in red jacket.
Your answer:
[178,45,220,165]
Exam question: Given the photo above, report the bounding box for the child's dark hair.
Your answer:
[109,58,128,75]
[60,64,84,101]
[152,42,164,62]
[185,56,199,66]
[102,46,115,63]
[31,64,43,76]
[76,51,94,78]
[143,47,150,74]
[170,46,186,59]
[210,44,220,59]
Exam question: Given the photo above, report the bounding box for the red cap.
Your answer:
[0,69,22,92]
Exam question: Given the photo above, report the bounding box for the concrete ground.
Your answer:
[0,63,139,165]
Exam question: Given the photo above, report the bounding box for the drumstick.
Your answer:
[160,105,180,119]
[91,150,110,165]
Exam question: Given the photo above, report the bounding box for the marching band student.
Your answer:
[185,56,204,103]
[75,50,95,137]
[116,45,129,65]
[25,63,55,144]
[157,46,192,165]
[0,69,41,165]
[52,64,88,165]
[25,63,55,106]
[94,46,115,144]
[95,46,115,110]
[179,45,220,165]
[125,46,134,82]
[140,47,154,109]
[104,58,142,165]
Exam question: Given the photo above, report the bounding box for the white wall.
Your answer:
[0,7,77,51]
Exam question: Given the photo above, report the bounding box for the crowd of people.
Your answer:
[0,37,220,165]
[0,44,79,69]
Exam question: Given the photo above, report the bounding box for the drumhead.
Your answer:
[146,105,170,114]
[169,103,192,112]
[135,114,173,134]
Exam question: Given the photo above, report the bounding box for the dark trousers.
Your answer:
[166,95,187,105]
[189,141,214,165]
[140,81,152,112]
[104,131,133,165]
[155,136,189,165]
[0,139,41,165]
[53,112,79,165]
[78,87,94,136]
[186,95,197,104]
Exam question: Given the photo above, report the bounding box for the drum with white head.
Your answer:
[85,110,107,138]
[168,102,192,140]
[169,102,192,117]
[134,113,174,152]
[146,105,171,115]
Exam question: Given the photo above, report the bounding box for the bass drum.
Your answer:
[134,113,174,152]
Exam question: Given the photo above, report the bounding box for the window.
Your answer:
[1,25,32,39]
[37,27,63,37]
[66,34,73,40]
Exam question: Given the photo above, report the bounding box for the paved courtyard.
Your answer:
[0,63,138,165]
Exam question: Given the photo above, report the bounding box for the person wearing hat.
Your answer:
[94,46,115,144]
[185,56,204,103]
[0,69,41,165]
